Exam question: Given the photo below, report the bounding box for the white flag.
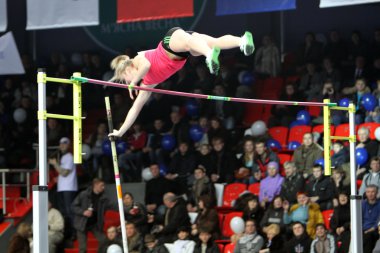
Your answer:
[0,32,25,75]
[320,0,380,8]
[0,0,7,32]
[26,0,99,30]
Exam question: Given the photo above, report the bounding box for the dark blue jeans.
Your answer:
[58,191,77,237]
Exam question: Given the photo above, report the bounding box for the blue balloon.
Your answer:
[189,125,204,142]
[159,163,168,176]
[238,71,255,86]
[288,141,301,150]
[102,140,112,156]
[289,120,305,128]
[314,158,325,169]
[296,110,311,125]
[361,94,378,111]
[186,100,199,117]
[161,134,176,151]
[356,147,368,166]
[339,98,350,107]
[116,141,128,154]
[267,139,282,150]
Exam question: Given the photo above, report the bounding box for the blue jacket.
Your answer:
[362,199,380,231]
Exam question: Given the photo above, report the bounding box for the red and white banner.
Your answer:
[0,32,25,75]
[26,0,99,30]
[0,0,7,32]
[320,0,380,8]
[117,0,193,23]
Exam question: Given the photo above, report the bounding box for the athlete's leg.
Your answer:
[169,29,212,57]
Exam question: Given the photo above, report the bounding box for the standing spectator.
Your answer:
[296,32,323,66]
[305,165,334,211]
[324,30,347,66]
[141,234,169,253]
[71,178,113,253]
[293,133,323,178]
[193,228,220,253]
[254,35,281,78]
[310,224,336,253]
[49,137,78,238]
[164,226,195,253]
[234,219,264,253]
[259,224,284,253]
[280,161,305,205]
[123,192,148,234]
[330,191,351,253]
[98,226,122,253]
[145,164,176,215]
[260,196,286,232]
[283,192,324,238]
[209,137,237,183]
[253,140,280,178]
[48,201,64,253]
[7,222,32,253]
[359,157,380,197]
[285,222,312,253]
[362,185,380,253]
[259,162,284,207]
[125,222,143,253]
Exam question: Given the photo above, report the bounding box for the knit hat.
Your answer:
[267,161,279,170]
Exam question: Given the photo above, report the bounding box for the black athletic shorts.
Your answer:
[162,27,194,58]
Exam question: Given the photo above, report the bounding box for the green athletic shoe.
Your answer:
[240,31,255,56]
[205,47,221,75]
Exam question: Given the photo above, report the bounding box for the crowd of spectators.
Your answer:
[3,28,380,253]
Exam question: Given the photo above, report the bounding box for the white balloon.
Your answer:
[244,128,253,136]
[13,108,27,123]
[375,127,380,141]
[230,216,245,234]
[107,244,123,253]
[82,144,92,161]
[142,167,153,181]
[250,120,267,136]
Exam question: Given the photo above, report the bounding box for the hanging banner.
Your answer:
[216,0,296,16]
[0,32,25,75]
[26,0,99,30]
[320,0,380,8]
[117,0,193,23]
[0,0,7,32]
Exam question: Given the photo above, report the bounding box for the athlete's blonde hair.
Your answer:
[109,55,133,82]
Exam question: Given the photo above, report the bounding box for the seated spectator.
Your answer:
[189,165,216,211]
[235,138,260,184]
[141,234,169,253]
[208,118,230,148]
[293,133,323,178]
[305,165,334,211]
[259,162,284,208]
[299,62,323,101]
[207,85,236,130]
[365,106,380,123]
[125,222,143,253]
[330,191,351,253]
[195,144,214,175]
[372,223,380,253]
[98,226,122,253]
[191,195,220,240]
[47,118,65,146]
[209,137,237,183]
[296,32,323,67]
[164,226,195,253]
[254,140,280,178]
[193,228,220,253]
[234,219,264,253]
[48,201,64,253]
[259,224,284,253]
[331,141,349,168]
[285,222,312,253]
[283,192,324,238]
[362,185,380,253]
[324,30,347,66]
[7,222,32,253]
[359,157,380,198]
[145,163,176,215]
[310,224,336,253]
[320,58,342,90]
[122,192,148,234]
[331,168,350,203]
[357,127,378,168]
[254,35,281,78]
[260,196,285,232]
[280,161,305,205]
[143,118,167,165]
[242,194,264,223]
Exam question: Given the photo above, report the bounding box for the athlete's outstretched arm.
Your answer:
[109,84,155,137]
[127,55,151,100]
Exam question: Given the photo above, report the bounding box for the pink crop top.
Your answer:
[142,42,187,85]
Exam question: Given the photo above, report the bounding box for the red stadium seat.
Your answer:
[357,179,363,189]
[269,126,289,147]
[357,122,380,140]
[218,243,224,252]
[288,125,312,144]
[224,243,236,253]
[307,105,322,118]
[223,183,247,207]
[222,212,243,238]
[312,124,335,135]
[334,123,357,139]
[243,104,265,126]
[322,209,334,230]
[248,183,260,196]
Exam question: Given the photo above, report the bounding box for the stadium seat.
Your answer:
[269,126,289,147]
[357,179,363,189]
[222,212,243,238]
[307,105,322,118]
[248,183,260,196]
[322,209,334,230]
[222,183,247,207]
[288,125,312,144]
[218,243,224,252]
[334,123,357,139]
[224,243,236,253]
[243,104,264,126]
[357,122,380,140]
[103,210,121,232]
[312,124,335,136]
